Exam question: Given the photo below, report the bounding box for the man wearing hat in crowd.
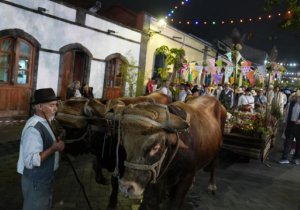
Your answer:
[219,82,234,110]
[238,87,255,112]
[272,86,287,116]
[17,88,65,210]
[255,88,267,112]
[278,90,300,165]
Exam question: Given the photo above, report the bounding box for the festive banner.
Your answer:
[205,73,211,85]
[226,52,232,62]
[224,66,233,83]
[201,68,207,85]
[241,60,252,75]
[182,67,189,81]
[208,58,215,66]
[215,59,223,67]
[191,69,199,82]
[194,65,203,84]
[241,66,251,75]
[246,71,255,86]
[213,73,223,84]
[230,76,235,84]
[180,63,188,75]
[257,65,267,77]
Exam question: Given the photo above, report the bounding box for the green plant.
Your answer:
[123,51,142,97]
[155,45,186,83]
[157,67,170,81]
[264,0,300,32]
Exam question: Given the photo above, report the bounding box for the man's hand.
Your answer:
[52,140,65,152]
[295,120,300,125]
[40,141,65,162]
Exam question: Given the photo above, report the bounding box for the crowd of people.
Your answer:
[147,79,300,165]
[147,78,292,115]
[16,78,299,209]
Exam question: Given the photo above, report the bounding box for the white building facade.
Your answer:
[0,0,141,119]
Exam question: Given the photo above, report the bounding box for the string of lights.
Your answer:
[167,12,288,26]
[165,0,190,19]
[163,1,298,67]
[164,0,292,27]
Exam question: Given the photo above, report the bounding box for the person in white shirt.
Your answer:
[214,84,223,100]
[238,87,255,112]
[160,80,173,98]
[272,86,287,116]
[177,83,187,102]
[17,88,65,210]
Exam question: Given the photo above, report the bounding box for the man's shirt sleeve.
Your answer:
[22,127,43,169]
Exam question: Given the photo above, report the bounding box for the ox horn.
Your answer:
[165,114,189,131]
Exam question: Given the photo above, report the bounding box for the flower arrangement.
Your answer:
[229,112,273,138]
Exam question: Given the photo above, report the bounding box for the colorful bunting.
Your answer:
[213,73,223,84]
[246,71,255,86]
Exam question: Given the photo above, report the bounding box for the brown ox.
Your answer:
[54,93,171,209]
[118,96,226,210]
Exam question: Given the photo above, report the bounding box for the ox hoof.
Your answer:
[96,176,109,185]
[208,184,217,195]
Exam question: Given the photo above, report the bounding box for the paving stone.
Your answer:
[1,123,300,210]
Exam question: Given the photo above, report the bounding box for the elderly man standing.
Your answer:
[17,88,65,210]
[255,88,267,112]
[272,86,287,116]
[278,90,300,164]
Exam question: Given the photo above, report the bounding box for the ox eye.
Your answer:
[149,144,161,156]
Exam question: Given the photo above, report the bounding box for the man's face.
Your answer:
[39,101,58,120]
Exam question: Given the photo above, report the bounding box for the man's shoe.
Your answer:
[278,159,290,164]
[291,159,300,165]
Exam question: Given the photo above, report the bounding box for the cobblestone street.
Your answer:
[0,122,299,210]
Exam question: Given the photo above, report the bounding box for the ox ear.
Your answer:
[167,133,189,149]
[88,99,106,117]
[166,114,189,131]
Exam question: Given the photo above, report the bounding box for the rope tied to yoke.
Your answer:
[113,103,189,183]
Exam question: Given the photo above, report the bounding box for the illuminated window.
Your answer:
[0,37,33,85]
[106,58,124,88]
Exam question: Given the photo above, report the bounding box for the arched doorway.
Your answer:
[58,44,92,100]
[104,53,128,99]
[0,29,40,119]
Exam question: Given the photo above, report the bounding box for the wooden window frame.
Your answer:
[0,36,34,87]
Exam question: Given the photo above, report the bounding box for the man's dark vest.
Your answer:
[287,101,300,122]
[220,89,233,109]
[23,122,55,183]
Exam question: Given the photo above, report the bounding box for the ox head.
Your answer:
[118,103,189,196]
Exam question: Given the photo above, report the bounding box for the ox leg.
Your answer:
[207,157,217,195]
[107,175,119,210]
[107,146,126,210]
[95,158,109,185]
[168,173,195,210]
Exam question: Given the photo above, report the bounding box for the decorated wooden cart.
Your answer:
[222,111,278,163]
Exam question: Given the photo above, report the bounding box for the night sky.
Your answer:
[99,0,300,64]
